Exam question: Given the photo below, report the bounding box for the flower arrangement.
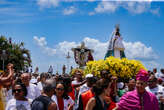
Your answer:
[71,68,84,76]
[84,56,146,79]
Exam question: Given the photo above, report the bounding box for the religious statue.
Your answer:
[105,24,126,59]
[30,66,33,73]
[70,66,73,71]
[62,65,66,74]
[72,42,94,68]
[69,66,73,75]
[34,66,39,74]
[48,65,53,74]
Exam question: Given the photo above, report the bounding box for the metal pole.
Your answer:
[67,59,69,74]
[2,59,4,71]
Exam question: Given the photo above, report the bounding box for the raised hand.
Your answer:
[7,63,13,70]
[7,63,14,75]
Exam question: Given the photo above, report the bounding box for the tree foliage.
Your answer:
[0,36,31,72]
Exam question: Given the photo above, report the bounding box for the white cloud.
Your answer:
[95,1,119,13]
[123,1,150,14]
[33,36,158,61]
[92,1,160,15]
[33,36,56,55]
[33,36,47,46]
[37,0,59,8]
[83,37,107,60]
[33,36,160,72]
[63,6,76,15]
[36,0,160,16]
[123,41,158,60]
[57,41,80,56]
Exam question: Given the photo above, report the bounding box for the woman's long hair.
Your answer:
[92,79,110,96]
[55,81,69,100]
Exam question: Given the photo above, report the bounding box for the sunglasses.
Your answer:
[13,89,22,93]
[56,88,64,91]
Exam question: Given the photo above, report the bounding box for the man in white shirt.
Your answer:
[78,74,95,96]
[37,73,48,93]
[146,75,164,109]
[77,74,96,109]
[21,73,41,100]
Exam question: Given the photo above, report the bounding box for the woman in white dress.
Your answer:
[5,82,32,110]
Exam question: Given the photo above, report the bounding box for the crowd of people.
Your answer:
[1,63,164,110]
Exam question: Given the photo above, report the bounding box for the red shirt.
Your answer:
[57,97,64,110]
[104,96,116,110]
[81,89,95,110]
[108,101,116,110]
[68,85,75,101]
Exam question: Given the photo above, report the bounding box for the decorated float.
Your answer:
[71,25,146,80]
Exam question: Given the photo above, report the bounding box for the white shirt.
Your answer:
[146,85,164,103]
[5,98,32,110]
[76,83,90,109]
[78,83,90,96]
[26,83,41,100]
[30,78,37,84]
[155,72,160,79]
[37,82,43,92]
[72,80,81,85]
[117,82,124,89]
[158,73,164,81]
[51,95,74,110]
[6,89,13,102]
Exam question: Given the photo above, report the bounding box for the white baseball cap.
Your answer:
[85,74,93,78]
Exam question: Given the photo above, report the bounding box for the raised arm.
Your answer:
[0,63,14,85]
[72,79,86,88]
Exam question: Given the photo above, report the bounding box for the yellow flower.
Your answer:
[84,56,147,79]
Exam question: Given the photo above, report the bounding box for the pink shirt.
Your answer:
[117,90,159,110]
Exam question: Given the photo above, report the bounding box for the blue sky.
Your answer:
[0,0,164,74]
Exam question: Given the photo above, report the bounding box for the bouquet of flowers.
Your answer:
[84,56,146,79]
